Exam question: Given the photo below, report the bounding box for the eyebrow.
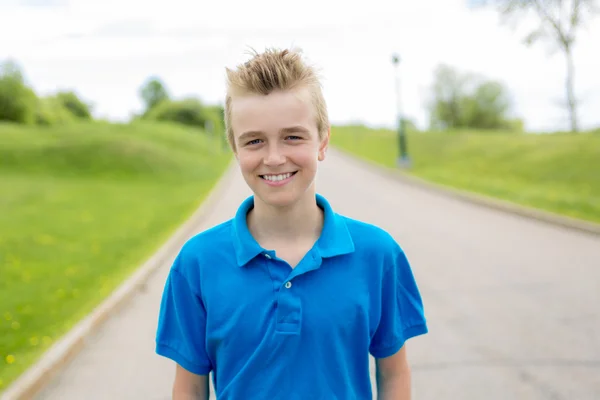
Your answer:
[237,126,310,143]
[237,131,261,143]
[280,126,310,134]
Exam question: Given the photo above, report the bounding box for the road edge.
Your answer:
[331,147,600,236]
[1,160,238,400]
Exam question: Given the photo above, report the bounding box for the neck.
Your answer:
[248,192,323,244]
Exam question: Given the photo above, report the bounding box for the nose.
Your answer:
[263,143,286,166]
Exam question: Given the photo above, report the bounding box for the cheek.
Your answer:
[294,149,320,167]
[237,152,261,173]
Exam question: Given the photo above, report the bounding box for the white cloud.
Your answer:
[0,0,598,130]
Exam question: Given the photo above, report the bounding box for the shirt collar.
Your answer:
[231,193,355,267]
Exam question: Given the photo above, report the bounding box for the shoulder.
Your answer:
[170,219,235,283]
[179,219,234,258]
[339,214,403,256]
[335,213,409,277]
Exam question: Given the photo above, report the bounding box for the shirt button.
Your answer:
[264,254,271,259]
[285,281,292,289]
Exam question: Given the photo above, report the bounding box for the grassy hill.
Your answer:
[330,125,600,224]
[0,121,231,391]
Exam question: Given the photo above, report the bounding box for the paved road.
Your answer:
[35,149,600,400]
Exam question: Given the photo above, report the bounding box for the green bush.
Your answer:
[54,91,92,120]
[35,96,75,126]
[0,61,38,124]
[202,104,225,135]
[144,98,218,131]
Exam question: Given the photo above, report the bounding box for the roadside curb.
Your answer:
[1,160,238,400]
[331,147,600,236]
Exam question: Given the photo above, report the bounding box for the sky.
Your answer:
[1,0,599,132]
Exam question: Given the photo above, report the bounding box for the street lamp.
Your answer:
[391,53,411,168]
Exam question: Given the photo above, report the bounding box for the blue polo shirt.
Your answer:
[156,194,427,399]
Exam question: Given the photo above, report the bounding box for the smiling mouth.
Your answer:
[259,171,298,182]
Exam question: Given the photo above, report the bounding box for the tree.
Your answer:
[0,59,38,124]
[144,98,208,128]
[54,91,92,119]
[470,0,599,132]
[1,60,25,83]
[139,77,170,114]
[428,64,516,130]
[428,64,475,129]
[464,81,512,129]
[35,96,76,126]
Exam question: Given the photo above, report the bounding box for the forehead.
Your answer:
[230,88,317,138]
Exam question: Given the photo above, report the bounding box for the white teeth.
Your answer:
[263,172,293,182]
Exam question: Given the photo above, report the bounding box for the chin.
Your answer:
[252,183,315,209]
[255,191,300,209]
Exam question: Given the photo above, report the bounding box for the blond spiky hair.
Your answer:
[224,47,329,151]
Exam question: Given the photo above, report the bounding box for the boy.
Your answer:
[155,47,428,399]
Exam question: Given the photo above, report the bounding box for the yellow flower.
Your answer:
[11,321,20,330]
[3,312,11,321]
[6,355,15,364]
[30,337,39,346]
[0,378,4,387]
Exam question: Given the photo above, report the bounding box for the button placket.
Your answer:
[275,279,302,334]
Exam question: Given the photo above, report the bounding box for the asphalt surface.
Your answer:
[34,149,600,400]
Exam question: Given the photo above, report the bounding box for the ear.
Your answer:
[318,128,330,162]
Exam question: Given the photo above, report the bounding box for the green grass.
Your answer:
[0,121,231,391]
[330,125,600,224]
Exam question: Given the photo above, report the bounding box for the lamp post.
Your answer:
[391,53,411,168]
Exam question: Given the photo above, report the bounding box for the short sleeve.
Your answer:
[369,243,428,358]
[155,252,212,375]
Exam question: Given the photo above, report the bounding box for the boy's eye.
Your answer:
[286,135,302,140]
[246,139,262,145]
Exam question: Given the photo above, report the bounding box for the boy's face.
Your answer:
[230,87,329,209]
